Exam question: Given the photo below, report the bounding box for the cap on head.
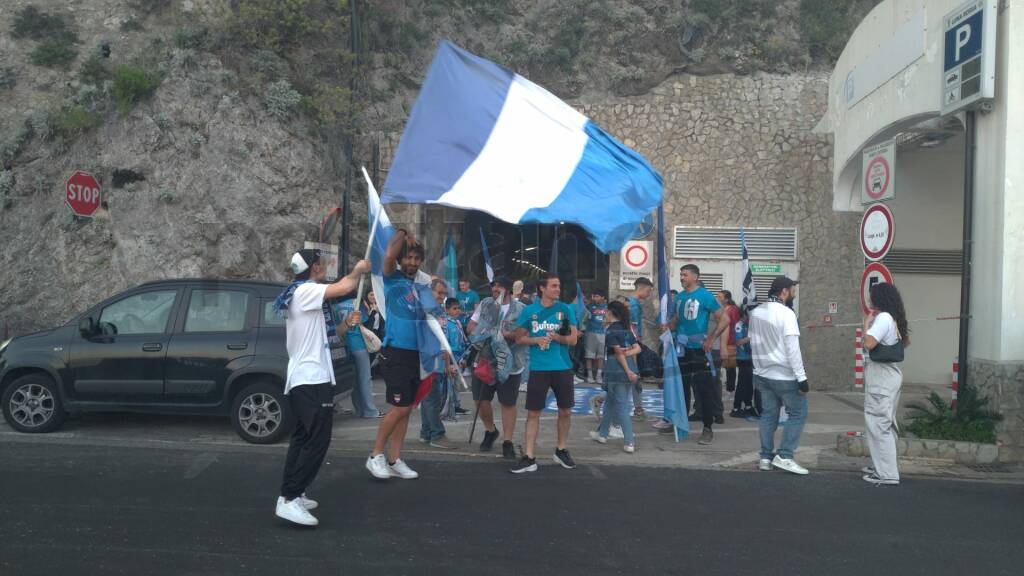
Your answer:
[769,275,799,296]
[290,248,321,276]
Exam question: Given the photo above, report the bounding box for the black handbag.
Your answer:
[637,343,662,378]
[869,340,904,363]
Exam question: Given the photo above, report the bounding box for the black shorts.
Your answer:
[381,346,423,407]
[472,372,521,406]
[525,370,574,412]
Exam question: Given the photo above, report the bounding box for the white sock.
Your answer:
[597,369,603,378]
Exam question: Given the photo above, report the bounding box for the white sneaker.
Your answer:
[608,425,624,439]
[276,496,318,526]
[299,493,318,510]
[589,430,607,444]
[366,454,390,480]
[596,374,603,384]
[772,455,809,475]
[758,459,772,471]
[573,375,585,385]
[388,458,419,479]
[586,376,595,384]
[623,443,635,454]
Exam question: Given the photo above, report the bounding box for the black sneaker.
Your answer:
[729,408,745,418]
[688,413,702,422]
[502,440,516,460]
[554,448,576,469]
[455,407,470,415]
[480,429,499,452]
[714,415,725,425]
[510,456,537,474]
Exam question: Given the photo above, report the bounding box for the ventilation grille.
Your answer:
[674,227,797,261]
[872,250,962,275]
[700,273,724,294]
[752,275,776,303]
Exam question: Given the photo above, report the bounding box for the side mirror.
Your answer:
[78,317,96,337]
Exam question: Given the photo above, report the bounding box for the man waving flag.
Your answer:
[381,40,663,253]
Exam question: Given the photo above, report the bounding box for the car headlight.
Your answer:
[0,338,10,354]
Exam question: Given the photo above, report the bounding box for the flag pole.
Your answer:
[356,167,382,304]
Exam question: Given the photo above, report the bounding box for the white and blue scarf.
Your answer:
[273,281,340,346]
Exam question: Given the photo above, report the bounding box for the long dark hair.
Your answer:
[607,300,630,326]
[869,282,910,345]
[721,290,736,307]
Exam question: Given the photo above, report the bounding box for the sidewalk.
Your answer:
[331,379,1024,483]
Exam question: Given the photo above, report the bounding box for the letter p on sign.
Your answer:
[955,25,971,61]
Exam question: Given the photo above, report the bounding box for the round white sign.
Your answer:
[860,203,894,261]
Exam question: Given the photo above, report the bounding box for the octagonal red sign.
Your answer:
[65,170,101,217]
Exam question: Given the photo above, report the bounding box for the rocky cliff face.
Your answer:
[0,0,877,334]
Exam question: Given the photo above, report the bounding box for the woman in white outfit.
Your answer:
[861,282,910,486]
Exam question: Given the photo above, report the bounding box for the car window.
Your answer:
[262,300,286,327]
[184,290,250,333]
[99,291,177,335]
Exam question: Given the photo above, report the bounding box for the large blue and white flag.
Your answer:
[381,40,663,253]
[437,225,458,292]
[658,204,688,441]
[478,227,494,283]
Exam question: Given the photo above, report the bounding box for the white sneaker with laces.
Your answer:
[589,430,607,444]
[608,425,624,439]
[586,376,595,384]
[861,466,876,475]
[862,473,899,486]
[276,496,318,526]
[772,455,809,475]
[299,493,318,510]
[388,458,419,479]
[366,454,390,480]
[623,444,635,454]
[758,459,772,471]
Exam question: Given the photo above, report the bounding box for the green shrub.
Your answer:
[905,387,1002,444]
[0,171,14,197]
[55,105,100,137]
[250,49,285,79]
[264,79,302,120]
[0,67,16,90]
[30,36,79,67]
[28,110,53,140]
[79,53,111,85]
[112,65,161,114]
[173,26,208,50]
[11,5,72,39]
[1,125,31,163]
[799,0,881,62]
[309,83,352,125]
[233,0,334,50]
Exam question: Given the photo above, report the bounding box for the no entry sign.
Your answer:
[861,262,894,315]
[860,203,895,261]
[65,171,102,217]
[862,140,895,204]
[619,240,652,290]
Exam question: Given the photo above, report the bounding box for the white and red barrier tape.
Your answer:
[854,328,864,389]
[804,314,966,330]
[952,357,959,408]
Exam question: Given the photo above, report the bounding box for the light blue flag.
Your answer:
[479,227,494,282]
[437,225,458,293]
[381,40,663,253]
[658,204,688,441]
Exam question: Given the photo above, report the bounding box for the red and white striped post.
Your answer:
[854,328,864,389]
[952,357,959,408]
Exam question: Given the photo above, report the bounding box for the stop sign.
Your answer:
[65,170,102,217]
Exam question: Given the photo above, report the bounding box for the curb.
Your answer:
[836,432,1002,464]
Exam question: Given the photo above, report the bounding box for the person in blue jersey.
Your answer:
[584,290,609,384]
[365,229,430,481]
[334,297,383,419]
[418,281,460,450]
[456,278,480,330]
[628,277,654,416]
[510,273,579,474]
[663,264,728,446]
[589,300,641,453]
[730,307,756,418]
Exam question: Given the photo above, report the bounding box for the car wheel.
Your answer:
[1,373,67,433]
[231,381,293,444]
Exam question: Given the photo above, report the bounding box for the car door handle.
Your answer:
[142,343,163,352]
[227,342,249,350]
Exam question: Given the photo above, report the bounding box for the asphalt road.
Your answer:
[1,440,1021,576]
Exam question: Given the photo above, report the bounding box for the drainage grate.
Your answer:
[965,463,1012,474]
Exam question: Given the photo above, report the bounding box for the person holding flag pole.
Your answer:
[653,205,689,442]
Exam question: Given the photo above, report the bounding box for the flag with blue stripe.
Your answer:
[657,204,688,441]
[437,226,458,293]
[479,227,494,283]
[381,40,663,253]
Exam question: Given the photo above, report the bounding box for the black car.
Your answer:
[0,279,355,444]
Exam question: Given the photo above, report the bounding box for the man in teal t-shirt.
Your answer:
[667,264,727,446]
[511,274,579,474]
[456,279,480,329]
[584,290,608,383]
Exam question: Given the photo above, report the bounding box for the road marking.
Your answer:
[587,465,607,480]
[183,452,219,480]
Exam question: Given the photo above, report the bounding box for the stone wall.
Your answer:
[588,72,862,390]
[969,360,1024,462]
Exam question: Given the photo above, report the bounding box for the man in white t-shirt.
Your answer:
[749,276,810,476]
[274,248,370,527]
